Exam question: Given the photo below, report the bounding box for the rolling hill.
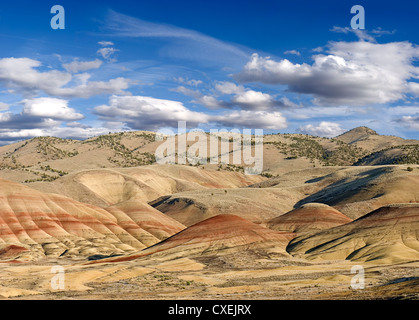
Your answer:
[1,127,418,186]
[0,178,185,261]
[266,203,353,234]
[91,214,295,263]
[287,204,419,264]
[0,126,418,300]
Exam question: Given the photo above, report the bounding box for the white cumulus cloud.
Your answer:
[94,95,210,131]
[22,97,84,121]
[297,121,345,137]
[394,115,419,131]
[0,57,131,98]
[235,41,419,106]
[97,47,119,62]
[212,110,287,130]
[63,59,103,73]
[94,95,288,131]
[0,102,9,111]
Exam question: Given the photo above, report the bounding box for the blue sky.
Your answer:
[0,0,419,144]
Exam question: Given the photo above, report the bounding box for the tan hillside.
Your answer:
[266,203,353,234]
[242,165,419,220]
[149,187,302,226]
[28,164,264,207]
[287,204,419,264]
[354,145,419,165]
[148,165,419,227]
[335,126,379,144]
[0,132,160,184]
[336,126,419,152]
[2,127,417,188]
[265,165,419,219]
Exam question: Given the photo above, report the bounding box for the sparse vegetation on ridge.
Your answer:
[0,127,418,185]
[354,144,419,165]
[266,134,367,166]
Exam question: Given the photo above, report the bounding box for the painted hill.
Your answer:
[104,199,185,241]
[93,214,295,263]
[287,204,419,264]
[0,178,184,261]
[266,203,352,234]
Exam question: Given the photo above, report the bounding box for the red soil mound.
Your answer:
[0,178,182,260]
[96,214,295,263]
[287,204,419,263]
[267,203,352,234]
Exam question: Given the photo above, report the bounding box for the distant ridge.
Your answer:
[0,127,418,186]
[335,126,378,144]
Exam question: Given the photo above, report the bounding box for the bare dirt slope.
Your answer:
[29,165,264,207]
[96,214,295,264]
[256,165,419,219]
[149,187,300,226]
[149,165,419,227]
[287,204,419,264]
[266,203,353,234]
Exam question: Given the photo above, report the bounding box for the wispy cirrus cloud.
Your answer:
[330,26,396,42]
[103,10,251,68]
[98,41,115,47]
